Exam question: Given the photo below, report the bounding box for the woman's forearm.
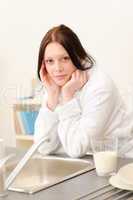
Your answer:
[34,106,59,154]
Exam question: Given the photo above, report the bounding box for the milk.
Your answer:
[94,151,117,176]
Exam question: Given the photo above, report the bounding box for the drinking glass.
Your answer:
[91,137,118,176]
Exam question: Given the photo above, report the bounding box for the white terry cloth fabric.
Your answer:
[34,66,133,158]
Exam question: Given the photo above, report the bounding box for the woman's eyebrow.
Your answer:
[45,54,68,59]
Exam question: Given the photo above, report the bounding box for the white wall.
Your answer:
[0,0,133,146]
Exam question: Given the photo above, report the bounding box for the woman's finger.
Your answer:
[82,71,88,85]
[39,63,47,82]
[73,70,80,81]
[71,70,76,79]
[83,71,89,83]
[79,70,88,86]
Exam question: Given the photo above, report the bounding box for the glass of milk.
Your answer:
[91,137,118,176]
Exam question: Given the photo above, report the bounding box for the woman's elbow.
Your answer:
[66,146,86,158]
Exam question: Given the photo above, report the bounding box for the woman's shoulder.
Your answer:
[78,66,122,105]
[86,66,117,92]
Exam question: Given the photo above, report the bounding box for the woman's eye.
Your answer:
[62,56,70,61]
[45,59,53,64]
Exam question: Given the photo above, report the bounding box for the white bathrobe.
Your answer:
[34,66,133,158]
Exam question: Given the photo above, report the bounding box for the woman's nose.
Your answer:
[54,61,63,72]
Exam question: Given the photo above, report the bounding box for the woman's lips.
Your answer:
[54,75,67,80]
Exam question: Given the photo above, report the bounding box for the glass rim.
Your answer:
[90,136,118,142]
[90,137,118,153]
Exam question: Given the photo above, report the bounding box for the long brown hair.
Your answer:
[37,24,95,80]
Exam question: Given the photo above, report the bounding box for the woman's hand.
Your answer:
[40,64,60,110]
[62,70,89,103]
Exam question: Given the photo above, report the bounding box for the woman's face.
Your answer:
[44,42,76,86]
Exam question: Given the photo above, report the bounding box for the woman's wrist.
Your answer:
[47,101,56,111]
[47,96,58,111]
[62,90,74,103]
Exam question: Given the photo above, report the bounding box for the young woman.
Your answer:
[34,24,133,158]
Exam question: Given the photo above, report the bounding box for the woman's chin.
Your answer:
[54,79,68,86]
[56,82,66,86]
